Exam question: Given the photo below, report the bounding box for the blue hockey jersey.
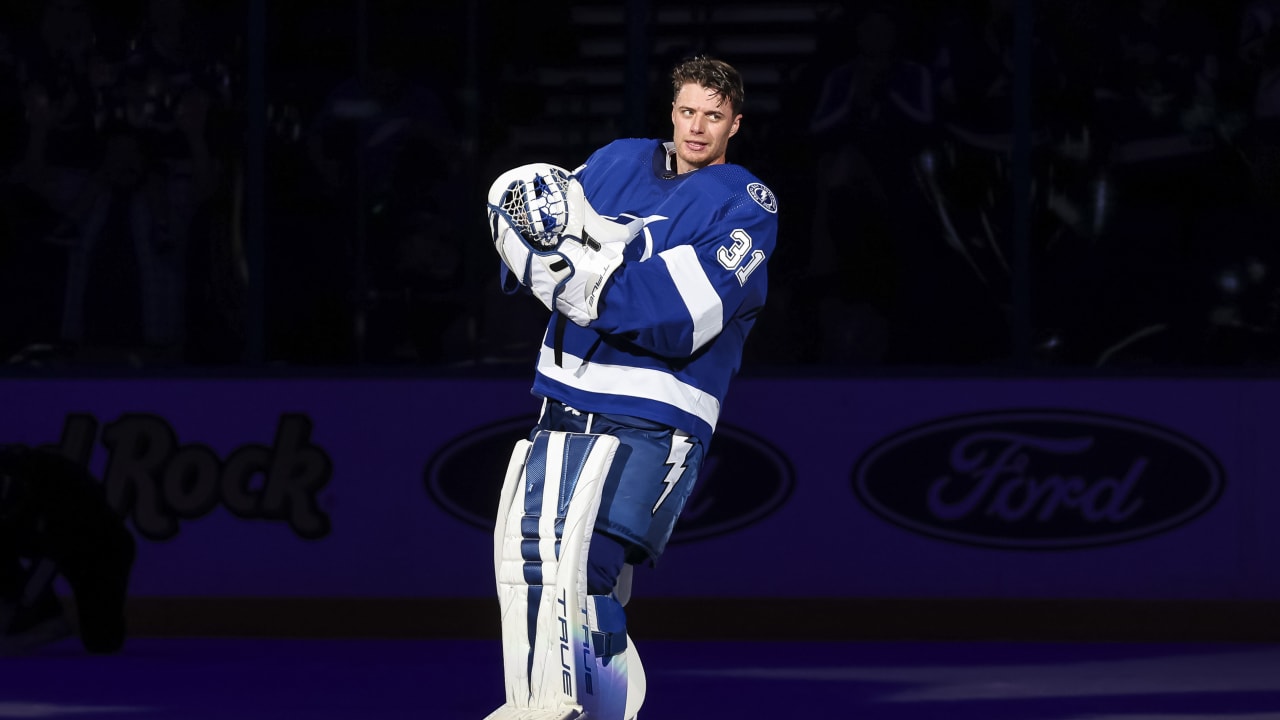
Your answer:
[529,139,779,447]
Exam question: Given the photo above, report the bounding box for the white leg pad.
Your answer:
[624,639,646,720]
[483,707,581,720]
[488,430,642,720]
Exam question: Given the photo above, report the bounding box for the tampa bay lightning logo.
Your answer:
[747,182,778,214]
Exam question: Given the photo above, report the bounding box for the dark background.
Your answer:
[2,0,1277,374]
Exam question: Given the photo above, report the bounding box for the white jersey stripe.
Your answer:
[659,245,723,353]
[537,344,721,431]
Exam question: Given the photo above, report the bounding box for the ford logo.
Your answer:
[852,409,1225,549]
[425,417,793,544]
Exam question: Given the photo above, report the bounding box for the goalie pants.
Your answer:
[534,399,704,579]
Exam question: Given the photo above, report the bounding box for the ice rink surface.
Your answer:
[3,638,1279,719]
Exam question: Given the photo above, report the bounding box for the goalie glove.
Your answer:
[486,163,642,325]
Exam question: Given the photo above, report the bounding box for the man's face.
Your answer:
[670,82,740,174]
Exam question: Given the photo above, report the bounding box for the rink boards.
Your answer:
[0,375,1275,611]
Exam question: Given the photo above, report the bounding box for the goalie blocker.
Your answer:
[486,430,645,720]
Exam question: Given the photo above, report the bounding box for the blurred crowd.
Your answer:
[2,0,1278,371]
[765,0,1280,368]
[0,0,242,366]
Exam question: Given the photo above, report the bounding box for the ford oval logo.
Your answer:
[425,417,793,544]
[852,410,1225,549]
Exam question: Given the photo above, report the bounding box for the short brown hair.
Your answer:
[670,56,744,115]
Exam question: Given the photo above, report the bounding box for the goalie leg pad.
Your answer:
[489,430,641,720]
[581,593,641,720]
[624,639,646,720]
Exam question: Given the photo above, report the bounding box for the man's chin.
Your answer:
[678,151,713,171]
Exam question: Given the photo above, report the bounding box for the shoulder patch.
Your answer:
[747,182,778,214]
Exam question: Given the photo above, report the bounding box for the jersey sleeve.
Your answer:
[587,194,776,359]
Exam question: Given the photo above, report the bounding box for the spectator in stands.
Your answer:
[104,0,224,359]
[12,0,115,356]
[304,38,462,363]
[1238,0,1280,205]
[803,4,933,365]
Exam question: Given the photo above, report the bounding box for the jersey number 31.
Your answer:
[716,229,765,286]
